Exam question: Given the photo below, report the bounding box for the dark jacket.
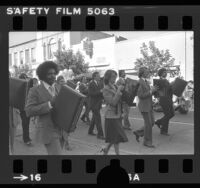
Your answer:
[157,78,173,98]
[88,80,103,110]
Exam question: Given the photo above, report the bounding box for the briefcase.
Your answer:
[52,85,86,133]
[9,77,29,111]
[171,77,188,97]
[66,80,77,89]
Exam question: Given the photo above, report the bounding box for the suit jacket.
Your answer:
[25,82,61,144]
[157,78,173,99]
[137,78,153,112]
[88,80,103,110]
[102,84,123,119]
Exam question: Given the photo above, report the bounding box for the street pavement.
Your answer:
[12,107,194,155]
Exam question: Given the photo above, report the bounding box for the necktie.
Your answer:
[49,86,55,97]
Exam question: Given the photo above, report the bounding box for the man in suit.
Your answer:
[155,68,175,135]
[88,72,104,140]
[25,61,63,155]
[133,67,158,148]
[117,70,132,130]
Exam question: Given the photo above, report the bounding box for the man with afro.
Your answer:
[25,61,63,155]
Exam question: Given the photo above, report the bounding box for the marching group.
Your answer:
[9,60,193,155]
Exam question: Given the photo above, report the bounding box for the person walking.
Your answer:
[133,67,158,148]
[117,70,132,130]
[88,72,104,140]
[25,61,63,155]
[154,68,175,135]
[79,76,91,124]
[101,70,128,155]
[18,73,33,146]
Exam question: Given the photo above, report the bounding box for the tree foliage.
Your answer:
[54,48,89,76]
[134,41,179,77]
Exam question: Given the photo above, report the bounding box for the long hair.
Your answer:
[103,70,117,85]
[138,67,148,78]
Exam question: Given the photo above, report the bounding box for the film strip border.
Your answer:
[8,156,200,183]
[1,6,200,184]
[10,15,193,31]
[1,6,200,31]
[10,15,195,31]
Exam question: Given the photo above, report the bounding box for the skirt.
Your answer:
[105,118,128,144]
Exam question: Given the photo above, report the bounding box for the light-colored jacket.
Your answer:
[137,78,153,112]
[102,84,123,119]
[25,82,61,145]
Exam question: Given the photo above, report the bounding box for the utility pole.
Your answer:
[185,32,187,80]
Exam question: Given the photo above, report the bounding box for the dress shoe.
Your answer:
[133,131,140,142]
[100,147,107,155]
[24,141,34,147]
[88,132,96,136]
[143,143,155,148]
[155,120,161,129]
[97,135,105,140]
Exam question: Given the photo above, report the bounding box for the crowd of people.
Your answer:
[9,60,193,155]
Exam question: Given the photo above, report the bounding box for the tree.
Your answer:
[54,48,89,76]
[134,41,178,77]
[12,64,33,78]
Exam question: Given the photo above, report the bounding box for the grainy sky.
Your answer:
[9,31,187,47]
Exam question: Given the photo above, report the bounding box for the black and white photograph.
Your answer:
[9,31,194,155]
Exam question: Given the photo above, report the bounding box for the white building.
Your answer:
[9,31,193,81]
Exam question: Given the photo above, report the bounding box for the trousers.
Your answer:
[122,103,131,128]
[157,97,175,134]
[19,110,31,143]
[135,110,154,145]
[88,108,104,136]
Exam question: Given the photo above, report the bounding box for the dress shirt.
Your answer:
[42,81,56,109]
[94,80,98,86]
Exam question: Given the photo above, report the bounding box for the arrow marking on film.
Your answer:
[13,174,28,181]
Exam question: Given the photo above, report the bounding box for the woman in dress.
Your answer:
[101,70,128,155]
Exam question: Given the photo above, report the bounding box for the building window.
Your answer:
[20,51,24,65]
[48,38,56,59]
[25,49,30,64]
[14,52,18,66]
[9,54,12,67]
[31,48,36,62]
[43,43,46,60]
